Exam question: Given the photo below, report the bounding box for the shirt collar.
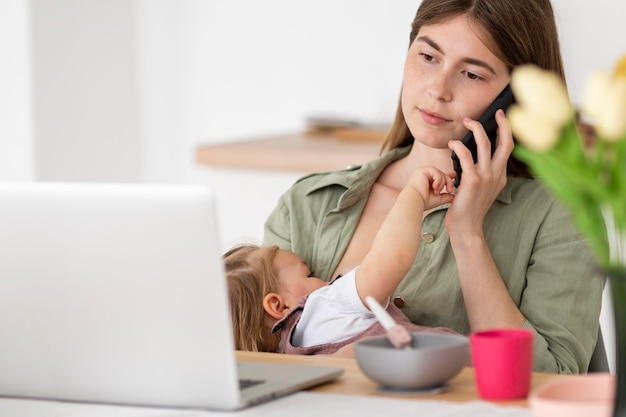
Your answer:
[300,144,514,207]
[302,146,410,208]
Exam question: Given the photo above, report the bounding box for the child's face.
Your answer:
[274,249,326,306]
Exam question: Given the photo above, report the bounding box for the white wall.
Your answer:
[134,0,420,185]
[0,0,34,181]
[29,0,142,182]
[554,0,626,104]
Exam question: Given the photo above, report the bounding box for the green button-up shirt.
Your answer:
[263,145,604,373]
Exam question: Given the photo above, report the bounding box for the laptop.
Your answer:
[0,182,343,411]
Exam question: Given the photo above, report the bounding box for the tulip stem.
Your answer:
[603,205,626,267]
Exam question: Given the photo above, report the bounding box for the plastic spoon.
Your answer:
[365,295,412,349]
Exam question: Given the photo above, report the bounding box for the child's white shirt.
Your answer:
[291,266,379,347]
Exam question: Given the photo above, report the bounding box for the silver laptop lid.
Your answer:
[0,182,243,410]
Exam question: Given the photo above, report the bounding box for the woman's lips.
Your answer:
[419,109,451,126]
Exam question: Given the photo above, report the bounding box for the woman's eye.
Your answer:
[464,71,484,81]
[419,52,435,63]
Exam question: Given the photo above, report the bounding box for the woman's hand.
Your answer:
[445,109,514,237]
[444,109,525,332]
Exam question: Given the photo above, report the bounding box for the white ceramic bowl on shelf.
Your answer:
[529,373,615,417]
[353,331,469,392]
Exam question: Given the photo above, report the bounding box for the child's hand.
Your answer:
[408,167,455,210]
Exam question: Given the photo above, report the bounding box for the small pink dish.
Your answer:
[529,373,615,417]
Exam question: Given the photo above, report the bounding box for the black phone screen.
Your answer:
[451,85,515,187]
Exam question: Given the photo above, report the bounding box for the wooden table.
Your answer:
[237,350,561,408]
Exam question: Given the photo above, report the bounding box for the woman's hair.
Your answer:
[381,0,565,178]
[223,244,282,352]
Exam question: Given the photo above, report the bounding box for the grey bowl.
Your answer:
[354,331,470,391]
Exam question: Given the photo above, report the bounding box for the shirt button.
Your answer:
[393,297,405,308]
[421,232,435,243]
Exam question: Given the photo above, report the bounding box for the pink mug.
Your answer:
[470,328,534,400]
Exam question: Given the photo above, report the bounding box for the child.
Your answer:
[224,166,457,354]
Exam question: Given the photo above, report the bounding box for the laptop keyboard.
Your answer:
[239,378,265,390]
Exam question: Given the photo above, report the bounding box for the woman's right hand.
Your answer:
[445,109,513,237]
[443,110,526,333]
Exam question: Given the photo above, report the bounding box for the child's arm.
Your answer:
[356,167,455,306]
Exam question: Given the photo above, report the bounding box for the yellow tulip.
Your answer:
[581,71,626,141]
[508,105,562,152]
[614,54,626,79]
[509,65,573,152]
[510,65,572,128]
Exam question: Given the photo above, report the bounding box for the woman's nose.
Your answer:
[428,72,453,102]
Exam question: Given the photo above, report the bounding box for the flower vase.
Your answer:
[609,268,626,417]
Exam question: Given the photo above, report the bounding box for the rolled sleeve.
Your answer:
[518,199,604,373]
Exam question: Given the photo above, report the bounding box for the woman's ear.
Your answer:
[263,292,289,320]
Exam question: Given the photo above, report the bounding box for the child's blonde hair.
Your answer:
[223,244,282,352]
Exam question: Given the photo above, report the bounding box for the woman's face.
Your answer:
[401,14,510,150]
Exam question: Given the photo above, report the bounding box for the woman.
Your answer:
[263,0,603,373]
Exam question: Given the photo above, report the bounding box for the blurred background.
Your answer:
[4,0,625,243]
[3,0,625,184]
[3,0,625,241]
[1,0,623,370]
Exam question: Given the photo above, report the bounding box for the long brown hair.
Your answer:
[223,244,282,352]
[381,0,565,179]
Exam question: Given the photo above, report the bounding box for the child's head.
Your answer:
[223,244,281,352]
[223,244,325,352]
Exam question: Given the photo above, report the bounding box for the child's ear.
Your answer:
[263,293,289,320]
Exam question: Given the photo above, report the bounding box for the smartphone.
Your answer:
[451,84,515,187]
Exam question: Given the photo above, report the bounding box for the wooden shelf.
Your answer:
[196,132,384,173]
